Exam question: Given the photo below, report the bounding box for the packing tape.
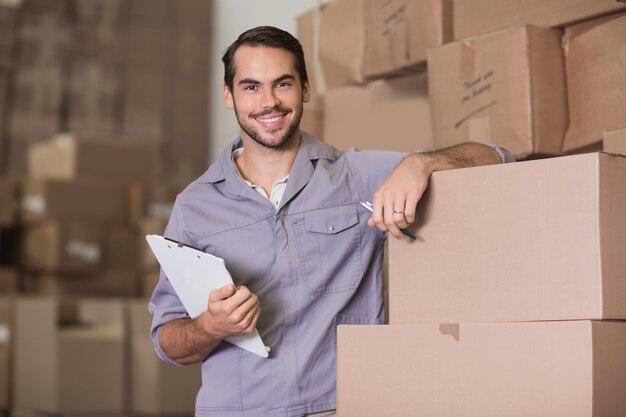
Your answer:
[438,323,460,341]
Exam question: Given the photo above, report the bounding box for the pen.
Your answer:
[359,201,417,240]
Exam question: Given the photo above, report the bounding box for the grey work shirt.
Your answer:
[149,134,509,417]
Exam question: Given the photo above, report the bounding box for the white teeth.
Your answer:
[257,116,282,123]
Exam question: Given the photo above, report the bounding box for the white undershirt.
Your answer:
[232,147,289,210]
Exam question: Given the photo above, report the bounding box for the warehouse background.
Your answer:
[1,0,626,416]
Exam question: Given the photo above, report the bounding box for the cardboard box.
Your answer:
[364,0,452,79]
[337,321,626,417]
[453,0,626,40]
[323,72,433,152]
[317,0,366,91]
[20,178,132,225]
[389,153,626,323]
[12,297,126,413]
[562,13,626,152]
[129,299,199,414]
[604,127,626,155]
[27,132,159,183]
[21,222,137,273]
[428,25,567,159]
[0,179,15,227]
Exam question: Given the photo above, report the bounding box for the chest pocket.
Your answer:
[293,204,363,295]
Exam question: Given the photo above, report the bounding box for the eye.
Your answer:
[243,84,258,91]
[276,81,291,88]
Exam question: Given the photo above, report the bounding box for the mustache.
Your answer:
[251,107,291,118]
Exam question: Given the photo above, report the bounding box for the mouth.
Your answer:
[253,110,289,129]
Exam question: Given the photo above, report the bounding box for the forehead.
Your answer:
[232,45,299,82]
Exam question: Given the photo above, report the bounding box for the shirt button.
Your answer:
[328,224,336,232]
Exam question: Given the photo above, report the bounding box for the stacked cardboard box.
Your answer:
[337,153,626,415]
[1,0,210,193]
[297,0,441,151]
[18,133,161,297]
[12,297,127,414]
[561,13,626,153]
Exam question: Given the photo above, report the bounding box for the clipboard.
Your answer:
[146,234,269,358]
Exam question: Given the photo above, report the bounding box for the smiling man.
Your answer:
[148,26,513,417]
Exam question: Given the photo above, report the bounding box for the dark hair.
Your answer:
[222,26,308,92]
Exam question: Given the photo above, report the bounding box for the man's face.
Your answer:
[224,45,310,149]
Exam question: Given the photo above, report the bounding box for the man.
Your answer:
[149,26,513,417]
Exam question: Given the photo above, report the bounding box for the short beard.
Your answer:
[234,101,304,150]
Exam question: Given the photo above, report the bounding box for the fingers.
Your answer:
[209,283,236,302]
[370,192,410,240]
[207,285,260,337]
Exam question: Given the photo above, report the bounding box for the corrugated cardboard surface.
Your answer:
[562,13,626,152]
[453,0,626,40]
[323,72,433,152]
[604,127,626,155]
[318,0,366,91]
[389,153,626,323]
[364,0,452,78]
[428,25,566,159]
[337,321,626,417]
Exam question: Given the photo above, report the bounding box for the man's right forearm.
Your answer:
[159,317,223,365]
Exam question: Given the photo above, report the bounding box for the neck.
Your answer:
[235,133,301,195]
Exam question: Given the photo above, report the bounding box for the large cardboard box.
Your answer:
[20,178,132,225]
[0,179,15,227]
[389,153,626,323]
[453,0,626,40]
[562,13,626,152]
[27,133,159,183]
[337,321,626,417]
[364,0,452,79]
[323,72,433,152]
[604,127,626,155]
[428,25,567,159]
[317,0,366,91]
[129,300,199,414]
[12,297,127,413]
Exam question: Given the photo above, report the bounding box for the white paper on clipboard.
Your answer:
[145,234,269,358]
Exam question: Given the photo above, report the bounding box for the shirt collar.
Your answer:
[197,132,339,185]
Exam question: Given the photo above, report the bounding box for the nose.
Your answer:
[261,88,280,109]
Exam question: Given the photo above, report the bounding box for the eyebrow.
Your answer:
[238,74,296,86]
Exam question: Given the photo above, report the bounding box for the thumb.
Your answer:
[209,284,236,302]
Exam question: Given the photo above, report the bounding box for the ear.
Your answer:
[224,84,234,109]
[302,81,311,104]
